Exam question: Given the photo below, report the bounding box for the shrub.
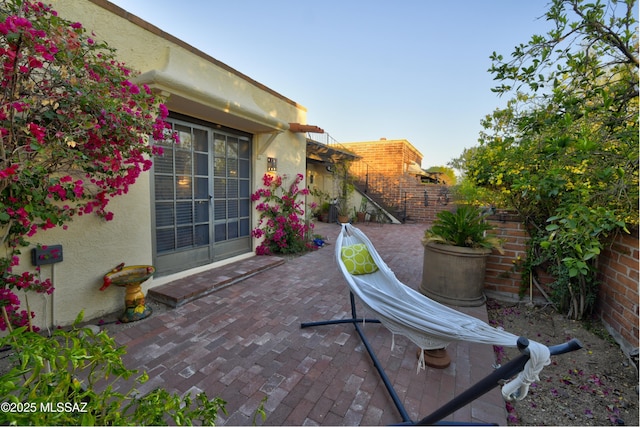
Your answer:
[251,173,314,255]
[0,312,226,425]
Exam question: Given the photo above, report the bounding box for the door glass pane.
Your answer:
[214,201,226,220]
[175,151,191,176]
[154,150,174,174]
[215,223,226,242]
[228,221,238,239]
[227,179,238,198]
[176,125,192,150]
[175,177,192,199]
[227,138,238,158]
[227,200,238,218]
[176,227,193,248]
[227,158,238,177]
[239,159,249,178]
[195,153,208,175]
[239,180,249,198]
[156,203,174,227]
[214,136,225,157]
[195,224,209,245]
[240,218,250,236]
[239,199,249,217]
[214,158,226,177]
[194,177,208,199]
[155,175,174,200]
[194,128,207,152]
[214,178,226,198]
[195,201,208,222]
[176,202,192,225]
[239,139,250,158]
[156,229,175,253]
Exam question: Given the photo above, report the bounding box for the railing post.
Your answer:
[365,164,369,193]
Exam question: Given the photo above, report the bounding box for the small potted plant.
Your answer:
[317,202,330,223]
[356,197,368,223]
[420,205,502,307]
[336,198,350,224]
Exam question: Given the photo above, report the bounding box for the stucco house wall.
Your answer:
[12,0,309,327]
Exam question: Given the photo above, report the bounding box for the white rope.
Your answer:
[335,223,551,401]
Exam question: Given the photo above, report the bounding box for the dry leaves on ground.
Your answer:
[487,299,639,426]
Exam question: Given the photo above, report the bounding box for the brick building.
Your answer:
[340,138,424,178]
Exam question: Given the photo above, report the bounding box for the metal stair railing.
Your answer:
[306,132,414,223]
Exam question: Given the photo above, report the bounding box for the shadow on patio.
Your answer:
[112,221,507,425]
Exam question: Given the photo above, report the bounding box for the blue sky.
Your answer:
[108,0,554,169]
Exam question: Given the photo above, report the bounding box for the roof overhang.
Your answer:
[408,161,428,177]
[134,47,290,133]
[306,139,359,163]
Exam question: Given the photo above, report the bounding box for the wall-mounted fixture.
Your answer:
[423,189,429,207]
[267,157,277,172]
[437,187,450,205]
[32,244,63,266]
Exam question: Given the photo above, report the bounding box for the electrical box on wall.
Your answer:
[31,245,63,266]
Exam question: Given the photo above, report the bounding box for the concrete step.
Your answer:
[148,255,285,307]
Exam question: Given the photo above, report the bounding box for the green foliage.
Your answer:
[539,206,627,318]
[423,205,502,251]
[0,312,227,425]
[251,173,313,255]
[462,0,638,319]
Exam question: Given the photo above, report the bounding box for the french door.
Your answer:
[152,118,252,276]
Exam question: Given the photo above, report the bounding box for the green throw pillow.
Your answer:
[341,243,379,275]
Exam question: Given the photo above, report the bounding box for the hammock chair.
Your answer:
[301,223,582,425]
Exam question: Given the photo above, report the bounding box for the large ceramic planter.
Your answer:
[420,242,491,307]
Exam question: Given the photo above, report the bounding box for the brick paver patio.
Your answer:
[112,222,507,425]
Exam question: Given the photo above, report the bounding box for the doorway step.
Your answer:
[148,256,284,307]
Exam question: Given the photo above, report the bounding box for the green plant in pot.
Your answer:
[420,205,503,307]
[356,197,368,223]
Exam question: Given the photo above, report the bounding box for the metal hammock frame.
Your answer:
[301,223,582,425]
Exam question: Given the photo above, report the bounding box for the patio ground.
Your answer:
[108,221,508,425]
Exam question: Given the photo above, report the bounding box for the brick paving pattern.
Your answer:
[113,222,507,425]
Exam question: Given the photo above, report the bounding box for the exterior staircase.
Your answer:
[307,132,417,223]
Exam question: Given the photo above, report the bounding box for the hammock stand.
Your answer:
[300,223,582,425]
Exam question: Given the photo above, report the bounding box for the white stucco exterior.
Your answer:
[10,0,309,327]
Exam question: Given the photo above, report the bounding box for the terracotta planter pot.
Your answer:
[420,242,491,307]
[337,215,350,224]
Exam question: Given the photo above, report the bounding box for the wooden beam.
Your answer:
[289,123,324,133]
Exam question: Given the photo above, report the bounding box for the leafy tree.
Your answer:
[0,0,176,330]
[464,0,638,319]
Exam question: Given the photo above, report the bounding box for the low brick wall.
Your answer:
[408,202,640,352]
[483,212,531,299]
[596,229,639,353]
[387,182,637,353]
[481,211,639,353]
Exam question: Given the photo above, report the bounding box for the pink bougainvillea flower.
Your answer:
[0,0,174,331]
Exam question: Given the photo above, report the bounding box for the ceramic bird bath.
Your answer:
[102,263,155,323]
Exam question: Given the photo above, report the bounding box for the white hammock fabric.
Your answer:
[335,223,550,401]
